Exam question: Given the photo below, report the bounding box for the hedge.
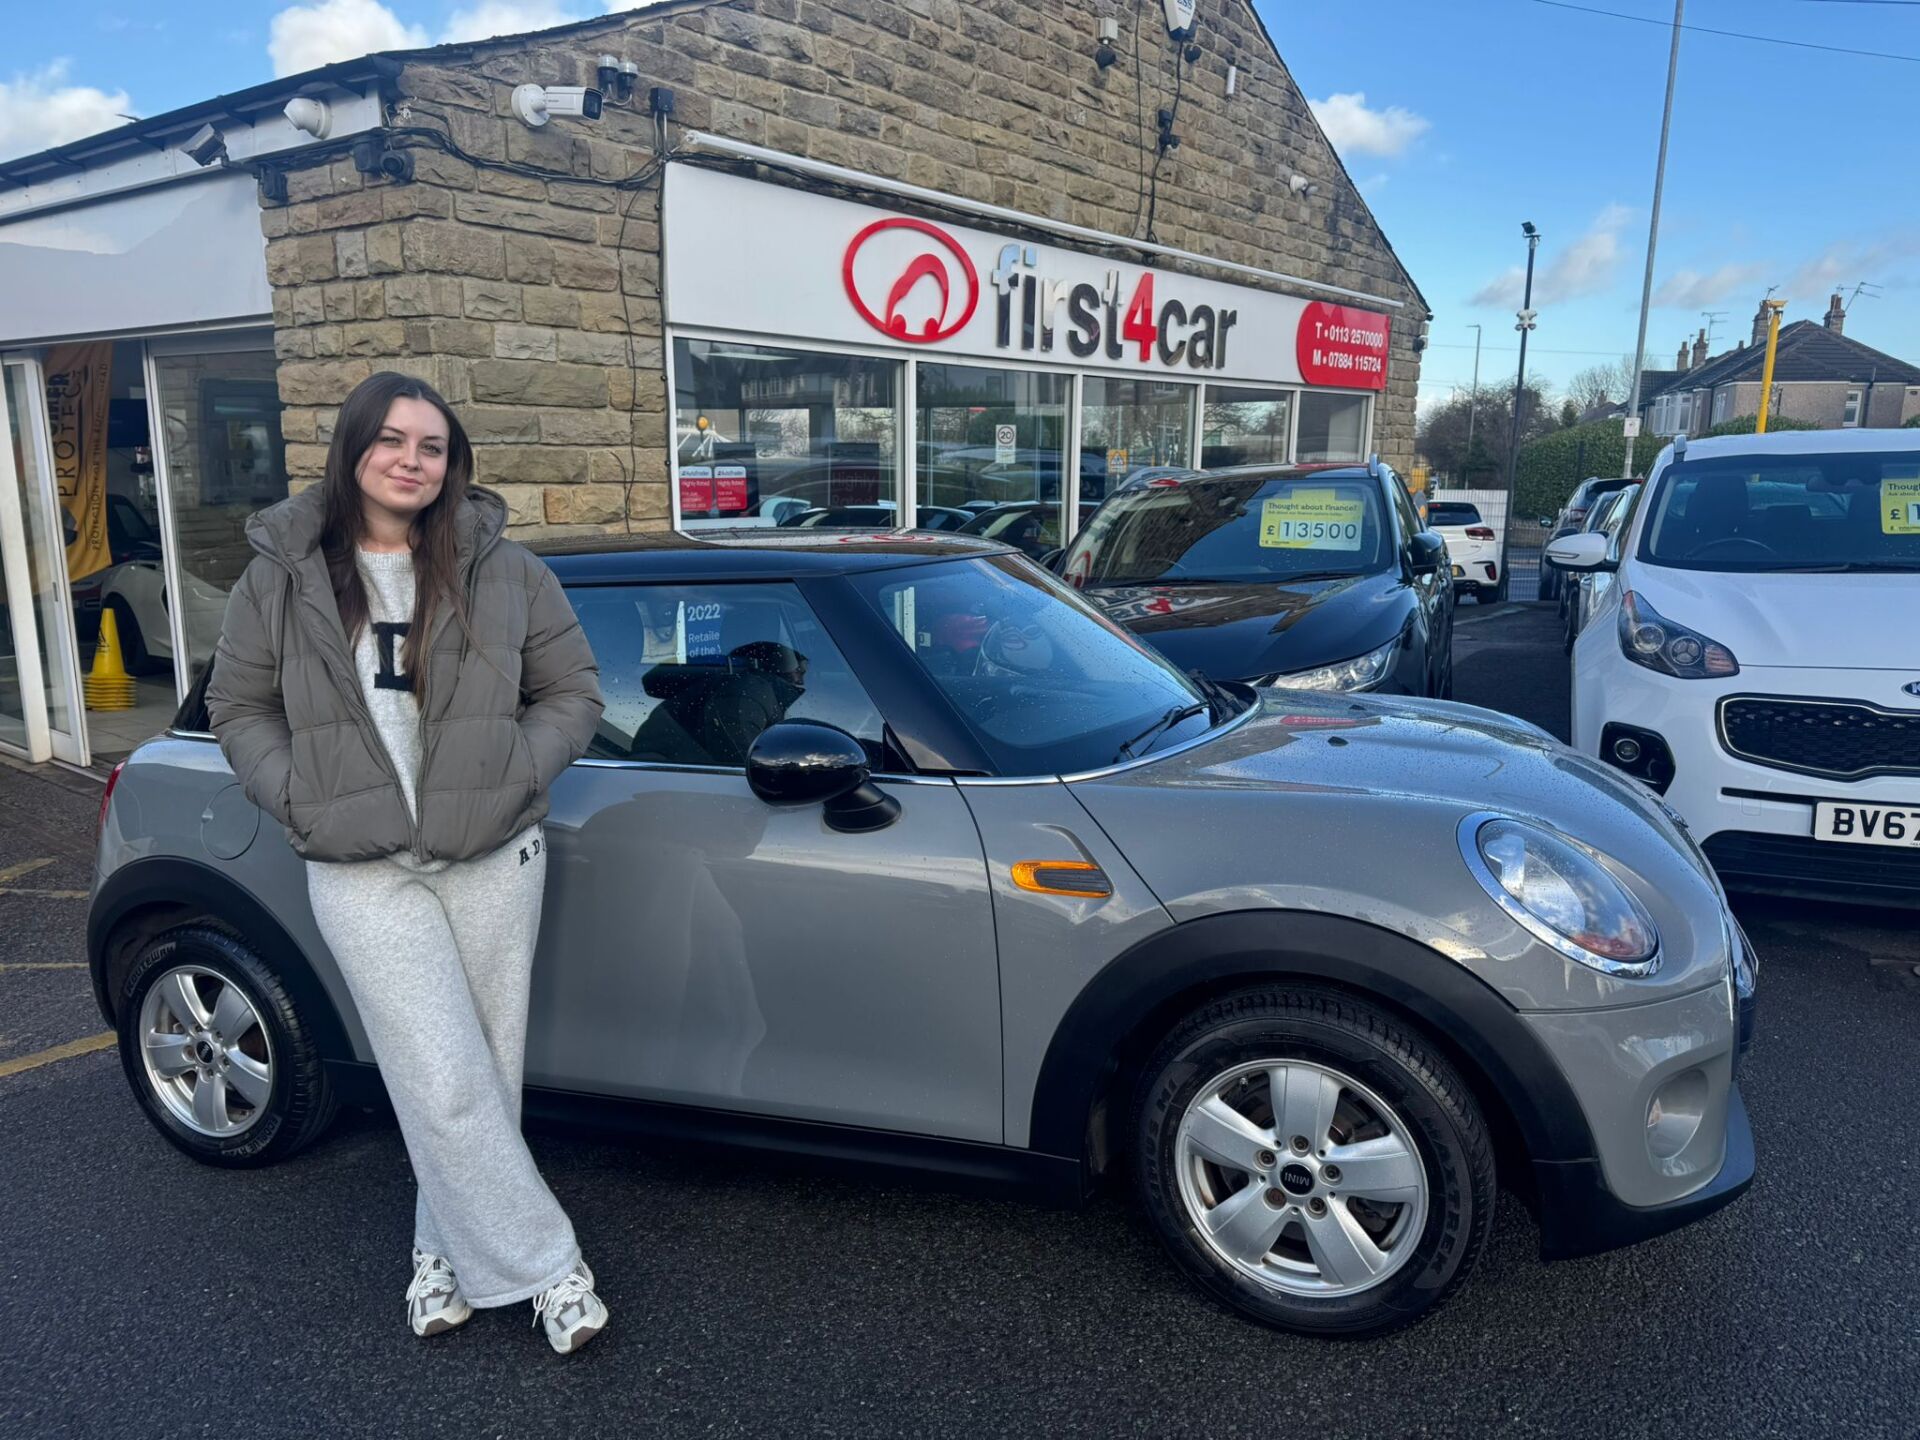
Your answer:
[1512,420,1643,520]
[1905,414,1920,428]
[1702,414,1822,437]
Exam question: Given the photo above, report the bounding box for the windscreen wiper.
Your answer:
[1116,702,1210,761]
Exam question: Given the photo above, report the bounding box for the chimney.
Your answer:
[1752,299,1771,348]
[1692,328,1709,368]
[1825,292,1846,335]
[1676,339,1690,371]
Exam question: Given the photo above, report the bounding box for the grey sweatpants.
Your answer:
[306,824,581,1307]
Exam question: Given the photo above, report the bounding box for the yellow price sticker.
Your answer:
[1882,478,1920,536]
[1260,489,1366,550]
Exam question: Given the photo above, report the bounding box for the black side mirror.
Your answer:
[1409,531,1447,575]
[746,721,900,833]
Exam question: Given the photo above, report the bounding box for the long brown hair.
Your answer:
[319,372,476,698]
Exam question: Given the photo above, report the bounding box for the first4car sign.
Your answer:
[664,167,1391,392]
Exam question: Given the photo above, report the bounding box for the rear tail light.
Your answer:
[1465,526,1495,539]
[97,760,127,844]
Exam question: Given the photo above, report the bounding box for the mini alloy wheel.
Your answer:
[137,964,274,1138]
[116,925,336,1166]
[1134,985,1495,1337]
[1173,1059,1427,1298]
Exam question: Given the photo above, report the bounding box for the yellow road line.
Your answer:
[0,962,86,971]
[0,857,56,885]
[0,887,89,900]
[0,1031,116,1078]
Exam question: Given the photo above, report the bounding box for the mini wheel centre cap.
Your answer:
[1278,1162,1316,1197]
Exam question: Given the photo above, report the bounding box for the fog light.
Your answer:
[1600,722,1675,794]
[1647,1068,1709,1162]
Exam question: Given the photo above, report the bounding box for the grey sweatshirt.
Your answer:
[350,548,443,872]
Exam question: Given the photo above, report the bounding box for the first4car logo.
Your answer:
[842,217,980,343]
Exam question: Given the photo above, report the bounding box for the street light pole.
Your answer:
[1464,323,1483,481]
[1500,224,1541,598]
[1621,0,1685,477]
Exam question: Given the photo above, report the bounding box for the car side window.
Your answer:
[565,582,886,769]
[1387,474,1421,550]
[1604,487,1642,564]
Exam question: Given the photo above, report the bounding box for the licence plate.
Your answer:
[1813,801,1920,848]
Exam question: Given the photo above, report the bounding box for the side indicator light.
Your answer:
[1011,860,1112,897]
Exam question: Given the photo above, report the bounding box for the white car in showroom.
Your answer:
[1427,500,1504,602]
[1551,429,1920,906]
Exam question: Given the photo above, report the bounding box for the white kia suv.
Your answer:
[1551,429,1920,907]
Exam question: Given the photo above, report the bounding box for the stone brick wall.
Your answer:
[260,0,1427,537]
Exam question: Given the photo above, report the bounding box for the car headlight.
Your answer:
[1459,814,1660,976]
[1618,591,1738,679]
[1266,636,1398,692]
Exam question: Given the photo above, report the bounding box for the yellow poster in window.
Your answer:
[1260,489,1365,550]
[43,342,114,582]
[1882,478,1920,535]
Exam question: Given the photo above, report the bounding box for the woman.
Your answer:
[206,371,609,1354]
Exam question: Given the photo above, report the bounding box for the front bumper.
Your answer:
[1572,660,1920,903]
[1535,1084,1754,1261]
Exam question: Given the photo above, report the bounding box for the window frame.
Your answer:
[1842,389,1863,427]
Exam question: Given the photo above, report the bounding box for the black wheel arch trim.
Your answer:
[1028,909,1601,1172]
[87,856,356,1067]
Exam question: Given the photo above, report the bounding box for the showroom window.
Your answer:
[1295,391,1369,463]
[1079,377,1196,502]
[150,343,289,690]
[1201,385,1293,468]
[565,580,886,767]
[672,339,899,531]
[916,362,1071,558]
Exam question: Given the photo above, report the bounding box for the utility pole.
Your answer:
[1500,222,1541,597]
[1464,323,1483,482]
[1621,0,1685,478]
[1755,299,1786,433]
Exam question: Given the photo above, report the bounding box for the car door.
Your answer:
[528,576,1004,1143]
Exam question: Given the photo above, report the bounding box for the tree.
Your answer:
[1416,378,1556,486]
[1565,357,1638,413]
[1558,398,1579,429]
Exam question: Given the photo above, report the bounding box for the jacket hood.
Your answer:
[246,483,510,570]
[1084,571,1408,682]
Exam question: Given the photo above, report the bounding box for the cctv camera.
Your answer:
[283,97,332,139]
[511,84,604,128]
[182,122,227,168]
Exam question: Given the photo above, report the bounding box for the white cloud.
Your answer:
[1307,92,1430,159]
[268,0,428,78]
[1470,204,1632,308]
[0,61,134,162]
[443,2,593,42]
[1653,262,1771,309]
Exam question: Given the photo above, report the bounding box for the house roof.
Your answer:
[1645,321,1920,399]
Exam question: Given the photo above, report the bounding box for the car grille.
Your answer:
[1718,696,1920,781]
[1702,831,1920,906]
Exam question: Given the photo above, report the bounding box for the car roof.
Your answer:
[534,528,1017,583]
[1660,429,1920,462]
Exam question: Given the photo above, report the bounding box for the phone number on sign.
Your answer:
[1307,349,1385,374]
[1314,323,1388,349]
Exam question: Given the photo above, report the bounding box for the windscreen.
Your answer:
[1639,448,1920,572]
[1063,474,1392,586]
[1427,503,1483,526]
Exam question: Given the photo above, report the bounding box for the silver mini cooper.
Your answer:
[88,532,1756,1337]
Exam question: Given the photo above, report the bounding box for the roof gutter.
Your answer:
[676,131,1407,311]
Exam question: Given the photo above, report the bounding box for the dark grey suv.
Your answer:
[89,532,1756,1336]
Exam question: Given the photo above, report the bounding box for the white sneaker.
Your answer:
[532,1260,608,1355]
[406,1249,472,1337]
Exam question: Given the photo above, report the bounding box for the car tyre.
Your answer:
[116,925,337,1167]
[1133,985,1495,1338]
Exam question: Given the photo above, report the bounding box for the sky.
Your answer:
[2,0,1916,412]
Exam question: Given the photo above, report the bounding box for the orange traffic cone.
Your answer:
[84,607,138,711]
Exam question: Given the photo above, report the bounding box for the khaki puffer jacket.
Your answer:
[205,484,603,864]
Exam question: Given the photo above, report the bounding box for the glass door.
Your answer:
[0,358,88,765]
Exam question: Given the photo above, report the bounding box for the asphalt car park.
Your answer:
[1,603,1916,1437]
